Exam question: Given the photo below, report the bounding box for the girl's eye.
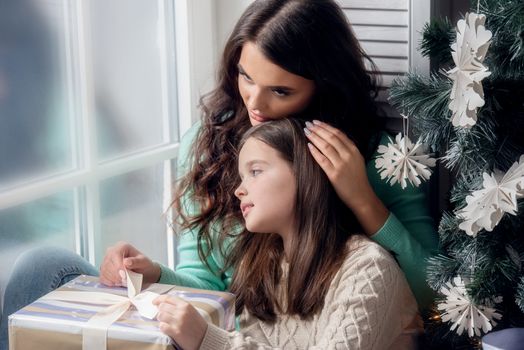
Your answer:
[251,169,262,177]
[272,88,289,97]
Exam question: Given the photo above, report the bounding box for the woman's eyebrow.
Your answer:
[237,64,251,79]
[237,64,295,92]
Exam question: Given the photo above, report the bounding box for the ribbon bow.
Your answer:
[42,270,165,350]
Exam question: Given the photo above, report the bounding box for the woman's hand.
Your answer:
[99,241,161,286]
[153,294,208,350]
[305,120,389,234]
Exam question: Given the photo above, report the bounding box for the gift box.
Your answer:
[8,274,235,350]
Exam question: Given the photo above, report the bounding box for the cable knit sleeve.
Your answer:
[200,324,275,350]
[198,237,420,350]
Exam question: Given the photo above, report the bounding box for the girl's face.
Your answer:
[238,42,315,126]
[235,137,297,237]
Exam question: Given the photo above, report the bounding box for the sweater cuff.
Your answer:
[199,324,229,350]
[157,262,177,284]
[370,212,405,251]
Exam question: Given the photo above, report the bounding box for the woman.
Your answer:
[1,1,437,348]
[100,0,437,307]
[153,118,421,349]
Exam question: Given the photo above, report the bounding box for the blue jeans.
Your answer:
[0,246,98,350]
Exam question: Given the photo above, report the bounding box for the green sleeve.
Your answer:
[367,132,440,309]
[157,122,232,291]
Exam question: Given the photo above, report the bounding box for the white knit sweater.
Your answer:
[200,235,422,350]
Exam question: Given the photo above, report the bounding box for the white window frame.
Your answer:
[409,0,431,75]
[0,0,216,269]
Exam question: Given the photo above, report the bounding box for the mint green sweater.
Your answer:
[158,123,439,308]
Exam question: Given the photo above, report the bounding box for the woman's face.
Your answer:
[235,137,297,236]
[238,42,315,126]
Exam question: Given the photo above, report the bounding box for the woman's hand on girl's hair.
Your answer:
[305,120,389,234]
[304,120,375,211]
[153,294,208,350]
[99,241,161,286]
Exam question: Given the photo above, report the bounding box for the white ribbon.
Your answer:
[41,270,163,350]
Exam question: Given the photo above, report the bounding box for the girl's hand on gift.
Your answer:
[154,294,208,350]
[305,120,389,234]
[99,241,161,286]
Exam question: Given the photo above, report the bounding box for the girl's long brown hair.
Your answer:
[173,0,381,307]
[229,119,358,322]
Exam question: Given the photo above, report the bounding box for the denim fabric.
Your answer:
[0,246,98,350]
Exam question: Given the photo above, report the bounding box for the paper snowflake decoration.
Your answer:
[438,276,502,337]
[448,12,492,128]
[457,155,524,236]
[375,133,436,189]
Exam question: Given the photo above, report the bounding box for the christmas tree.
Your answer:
[388,0,524,348]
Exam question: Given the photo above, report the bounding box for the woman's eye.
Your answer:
[239,72,252,82]
[272,88,289,97]
[251,169,262,177]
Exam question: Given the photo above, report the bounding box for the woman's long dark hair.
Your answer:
[229,118,356,322]
[174,0,381,278]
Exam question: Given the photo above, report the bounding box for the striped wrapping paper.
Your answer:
[8,275,235,350]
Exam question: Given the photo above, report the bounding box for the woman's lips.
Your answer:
[249,110,271,123]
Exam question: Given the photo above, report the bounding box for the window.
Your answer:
[0,0,187,300]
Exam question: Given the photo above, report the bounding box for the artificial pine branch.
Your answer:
[440,115,498,175]
[438,211,465,248]
[449,173,483,205]
[420,18,455,66]
[481,0,524,79]
[483,78,524,171]
[391,2,524,346]
[516,277,524,312]
[467,231,520,302]
[427,253,461,292]
[389,73,453,150]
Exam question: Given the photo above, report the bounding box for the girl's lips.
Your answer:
[240,203,254,217]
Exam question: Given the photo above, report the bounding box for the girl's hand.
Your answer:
[305,120,389,234]
[153,294,208,350]
[99,241,161,286]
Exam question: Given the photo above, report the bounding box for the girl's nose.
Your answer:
[234,183,246,198]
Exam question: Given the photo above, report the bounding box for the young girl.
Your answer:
[1,0,438,347]
[153,118,422,350]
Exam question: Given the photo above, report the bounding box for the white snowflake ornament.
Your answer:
[448,12,492,128]
[457,155,524,236]
[438,276,502,337]
[375,133,436,189]
[448,72,487,128]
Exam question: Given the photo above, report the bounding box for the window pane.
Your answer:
[98,162,172,266]
[0,0,73,187]
[0,191,76,305]
[89,0,167,160]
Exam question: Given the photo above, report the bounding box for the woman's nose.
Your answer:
[248,87,264,111]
